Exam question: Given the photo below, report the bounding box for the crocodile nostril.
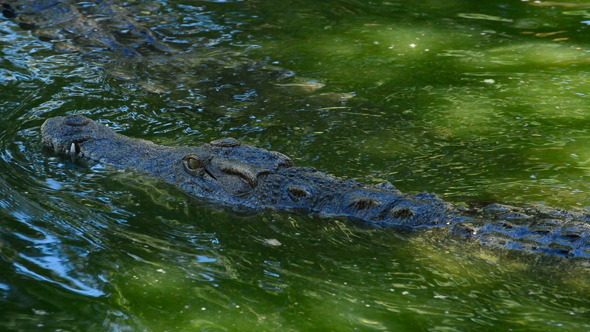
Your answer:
[64,115,90,127]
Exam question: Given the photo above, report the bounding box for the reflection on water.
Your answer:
[2,0,590,330]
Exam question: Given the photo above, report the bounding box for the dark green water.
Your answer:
[2,0,590,330]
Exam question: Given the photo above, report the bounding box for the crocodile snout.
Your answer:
[41,115,102,158]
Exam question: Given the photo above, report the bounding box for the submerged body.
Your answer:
[41,115,590,258]
[0,0,169,56]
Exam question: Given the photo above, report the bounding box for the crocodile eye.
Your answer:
[183,155,207,174]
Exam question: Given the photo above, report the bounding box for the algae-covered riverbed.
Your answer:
[1,0,590,330]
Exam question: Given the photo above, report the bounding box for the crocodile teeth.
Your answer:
[68,142,82,156]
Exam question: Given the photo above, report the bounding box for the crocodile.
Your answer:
[0,0,171,56]
[41,115,590,258]
[1,0,340,107]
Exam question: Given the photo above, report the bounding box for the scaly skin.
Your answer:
[1,0,170,56]
[41,115,590,258]
[1,0,302,96]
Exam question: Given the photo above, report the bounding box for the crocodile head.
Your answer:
[41,115,294,202]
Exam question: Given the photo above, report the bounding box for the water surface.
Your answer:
[1,0,590,330]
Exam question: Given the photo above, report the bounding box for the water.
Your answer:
[1,0,590,330]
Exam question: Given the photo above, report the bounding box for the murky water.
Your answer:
[2,0,590,330]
